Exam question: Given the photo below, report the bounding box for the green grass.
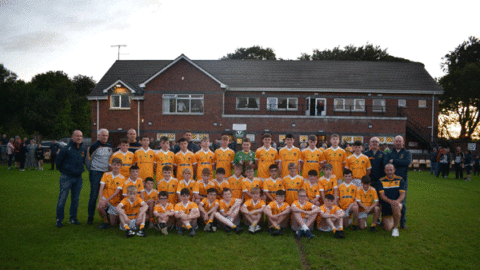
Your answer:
[1,167,479,269]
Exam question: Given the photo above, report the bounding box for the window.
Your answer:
[419,100,427,108]
[236,97,260,110]
[110,95,131,109]
[162,94,204,114]
[267,97,298,111]
[372,99,386,112]
[334,98,365,111]
[398,99,407,107]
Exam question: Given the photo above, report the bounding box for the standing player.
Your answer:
[214,135,235,177]
[323,134,347,181]
[174,138,197,181]
[282,162,304,205]
[345,141,371,187]
[154,136,175,182]
[302,170,321,206]
[279,134,302,177]
[233,138,256,174]
[195,138,216,180]
[110,138,134,178]
[133,136,155,182]
[176,168,196,201]
[255,133,279,179]
[300,135,325,179]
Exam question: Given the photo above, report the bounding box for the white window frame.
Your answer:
[162,94,204,115]
[236,97,260,110]
[110,94,131,109]
[372,99,386,112]
[334,98,365,111]
[267,97,298,111]
[398,99,407,107]
[418,100,427,108]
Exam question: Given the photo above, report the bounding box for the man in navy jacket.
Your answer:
[55,130,86,228]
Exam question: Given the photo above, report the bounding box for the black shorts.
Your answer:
[381,203,392,216]
[465,165,472,174]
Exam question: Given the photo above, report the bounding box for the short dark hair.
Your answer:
[308,170,318,177]
[202,168,211,175]
[325,194,335,201]
[159,136,169,143]
[216,167,226,175]
[180,188,190,196]
[145,177,154,183]
[269,164,278,170]
[178,137,188,144]
[222,188,231,194]
[130,165,140,171]
[140,135,149,140]
[162,165,172,172]
[262,133,272,140]
[275,190,286,196]
[361,175,372,184]
[119,138,129,145]
[159,191,168,198]
[242,138,251,143]
[308,135,317,142]
[111,157,122,165]
[353,141,363,147]
[343,168,352,176]
[285,134,294,139]
[207,188,217,194]
[245,165,254,172]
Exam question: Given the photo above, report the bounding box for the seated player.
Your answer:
[156,165,178,205]
[240,187,266,234]
[263,164,285,203]
[143,177,158,228]
[337,169,359,229]
[318,163,338,205]
[228,163,245,200]
[319,194,346,238]
[213,167,230,199]
[378,164,405,237]
[122,165,145,199]
[356,176,380,232]
[291,189,318,239]
[110,138,134,178]
[242,165,263,201]
[282,162,304,205]
[97,157,126,229]
[264,190,290,236]
[174,188,200,237]
[176,168,196,202]
[215,188,243,233]
[199,188,220,232]
[153,191,175,235]
[117,186,149,238]
[194,168,216,204]
[302,170,321,206]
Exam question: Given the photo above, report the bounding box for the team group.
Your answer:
[99,132,406,239]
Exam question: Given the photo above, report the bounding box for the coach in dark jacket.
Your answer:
[55,130,86,228]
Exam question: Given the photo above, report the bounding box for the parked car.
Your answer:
[41,140,67,160]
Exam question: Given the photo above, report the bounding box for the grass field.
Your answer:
[1,166,479,269]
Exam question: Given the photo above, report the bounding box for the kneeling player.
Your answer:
[199,188,220,232]
[319,194,346,238]
[143,177,158,227]
[241,187,266,234]
[291,189,318,239]
[175,188,200,237]
[215,188,243,234]
[117,186,149,237]
[97,157,125,229]
[356,176,380,232]
[153,191,175,235]
[378,164,405,237]
[264,190,290,236]
[337,169,359,229]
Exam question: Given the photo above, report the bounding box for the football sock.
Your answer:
[186,224,192,230]
[333,228,337,233]
[232,225,237,229]
[371,223,376,227]
[208,219,213,224]
[139,224,145,230]
[124,225,130,230]
[339,227,344,231]
[275,226,280,230]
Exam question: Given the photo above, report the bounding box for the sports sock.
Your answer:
[333,228,337,233]
[275,226,280,230]
[339,227,344,231]
[124,225,130,230]
[232,225,237,229]
[208,219,213,224]
[139,224,145,230]
[186,224,192,230]
[371,223,376,227]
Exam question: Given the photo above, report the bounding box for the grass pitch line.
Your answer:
[294,237,311,270]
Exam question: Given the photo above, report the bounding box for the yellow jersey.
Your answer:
[119,197,145,219]
[318,175,338,196]
[302,181,320,202]
[100,172,125,206]
[174,150,197,181]
[174,201,199,215]
[156,177,179,205]
[200,198,219,212]
[110,150,134,178]
[194,149,216,180]
[255,146,279,179]
[214,147,235,177]
[133,148,155,181]
[153,203,174,214]
[194,180,216,198]
[301,147,325,178]
[243,199,266,212]
[267,201,290,215]
[212,179,230,198]
[263,177,285,200]
[154,149,175,180]
[144,189,159,202]
[176,179,196,201]
[345,153,372,179]
[282,174,304,205]
[279,146,302,177]
[242,177,263,201]
[337,182,357,210]
[227,174,244,199]
[323,147,347,179]
[219,198,240,214]
[291,200,316,218]
[356,186,379,210]
[319,204,342,215]
[122,177,145,197]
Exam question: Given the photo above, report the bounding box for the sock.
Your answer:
[333,228,337,233]
[339,227,343,231]
[232,225,237,229]
[149,217,154,222]
[352,221,358,225]
[139,224,145,230]
[160,223,166,228]
[208,219,213,224]
[125,225,130,230]
[275,226,280,230]
[251,223,256,227]
[103,217,109,223]
[186,224,192,230]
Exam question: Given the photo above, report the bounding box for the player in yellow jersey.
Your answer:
[195,138,216,180]
[263,164,285,203]
[133,136,155,182]
[193,168,216,204]
[279,134,302,177]
[176,168,196,201]
[318,163,338,205]
[174,138,197,181]
[110,139,134,178]
[241,187,265,234]
[97,157,125,229]
[264,190,290,235]
[153,191,175,235]
[175,188,200,237]
[302,170,321,206]
[156,165,178,205]
[214,135,235,177]
[242,165,263,201]
[300,135,325,178]
[345,141,372,187]
[255,133,279,179]
[319,194,346,238]
[282,162,304,205]
[154,136,175,182]
[215,188,243,233]
[117,186,149,237]
[291,189,318,239]
[323,134,347,180]
[199,188,220,232]
[122,165,144,199]
[228,164,245,200]
[143,177,158,227]
[337,169,359,229]
[356,176,380,232]
[213,167,230,198]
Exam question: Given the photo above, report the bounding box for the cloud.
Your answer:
[0,31,67,52]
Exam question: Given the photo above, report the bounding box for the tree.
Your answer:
[71,75,96,136]
[221,46,276,60]
[299,43,411,62]
[439,36,480,140]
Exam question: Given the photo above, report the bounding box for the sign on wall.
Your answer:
[157,133,175,141]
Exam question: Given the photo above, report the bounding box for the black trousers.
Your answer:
[454,163,463,179]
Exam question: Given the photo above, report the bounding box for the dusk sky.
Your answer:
[1,0,479,83]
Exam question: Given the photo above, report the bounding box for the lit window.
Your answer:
[162,94,204,114]
[110,95,131,109]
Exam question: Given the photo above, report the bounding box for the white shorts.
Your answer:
[352,178,362,187]
[358,211,372,220]
[108,205,118,216]
[120,219,137,231]
[342,204,355,218]
[318,225,333,232]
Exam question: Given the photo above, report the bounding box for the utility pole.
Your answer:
[111,45,127,60]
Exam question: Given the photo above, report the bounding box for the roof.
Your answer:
[88,55,443,97]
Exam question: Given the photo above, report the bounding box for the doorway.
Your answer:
[306,97,327,116]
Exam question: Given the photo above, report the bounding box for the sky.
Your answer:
[1,0,479,83]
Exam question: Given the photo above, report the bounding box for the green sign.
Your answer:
[236,130,245,137]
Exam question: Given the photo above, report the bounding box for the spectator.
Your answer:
[429,147,438,176]
[127,128,141,153]
[438,147,450,178]
[173,131,200,153]
[464,150,473,181]
[50,140,60,170]
[453,146,464,180]
[7,138,14,170]
[13,136,21,169]
[35,143,44,170]
[316,100,325,116]
[364,137,386,191]
[473,153,480,176]
[1,134,7,160]
[26,139,37,170]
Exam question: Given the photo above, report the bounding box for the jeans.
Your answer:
[430,162,438,175]
[454,163,463,179]
[51,155,57,170]
[56,174,83,222]
[88,170,105,220]
[8,154,14,167]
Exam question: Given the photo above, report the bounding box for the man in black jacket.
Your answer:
[55,130,87,228]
